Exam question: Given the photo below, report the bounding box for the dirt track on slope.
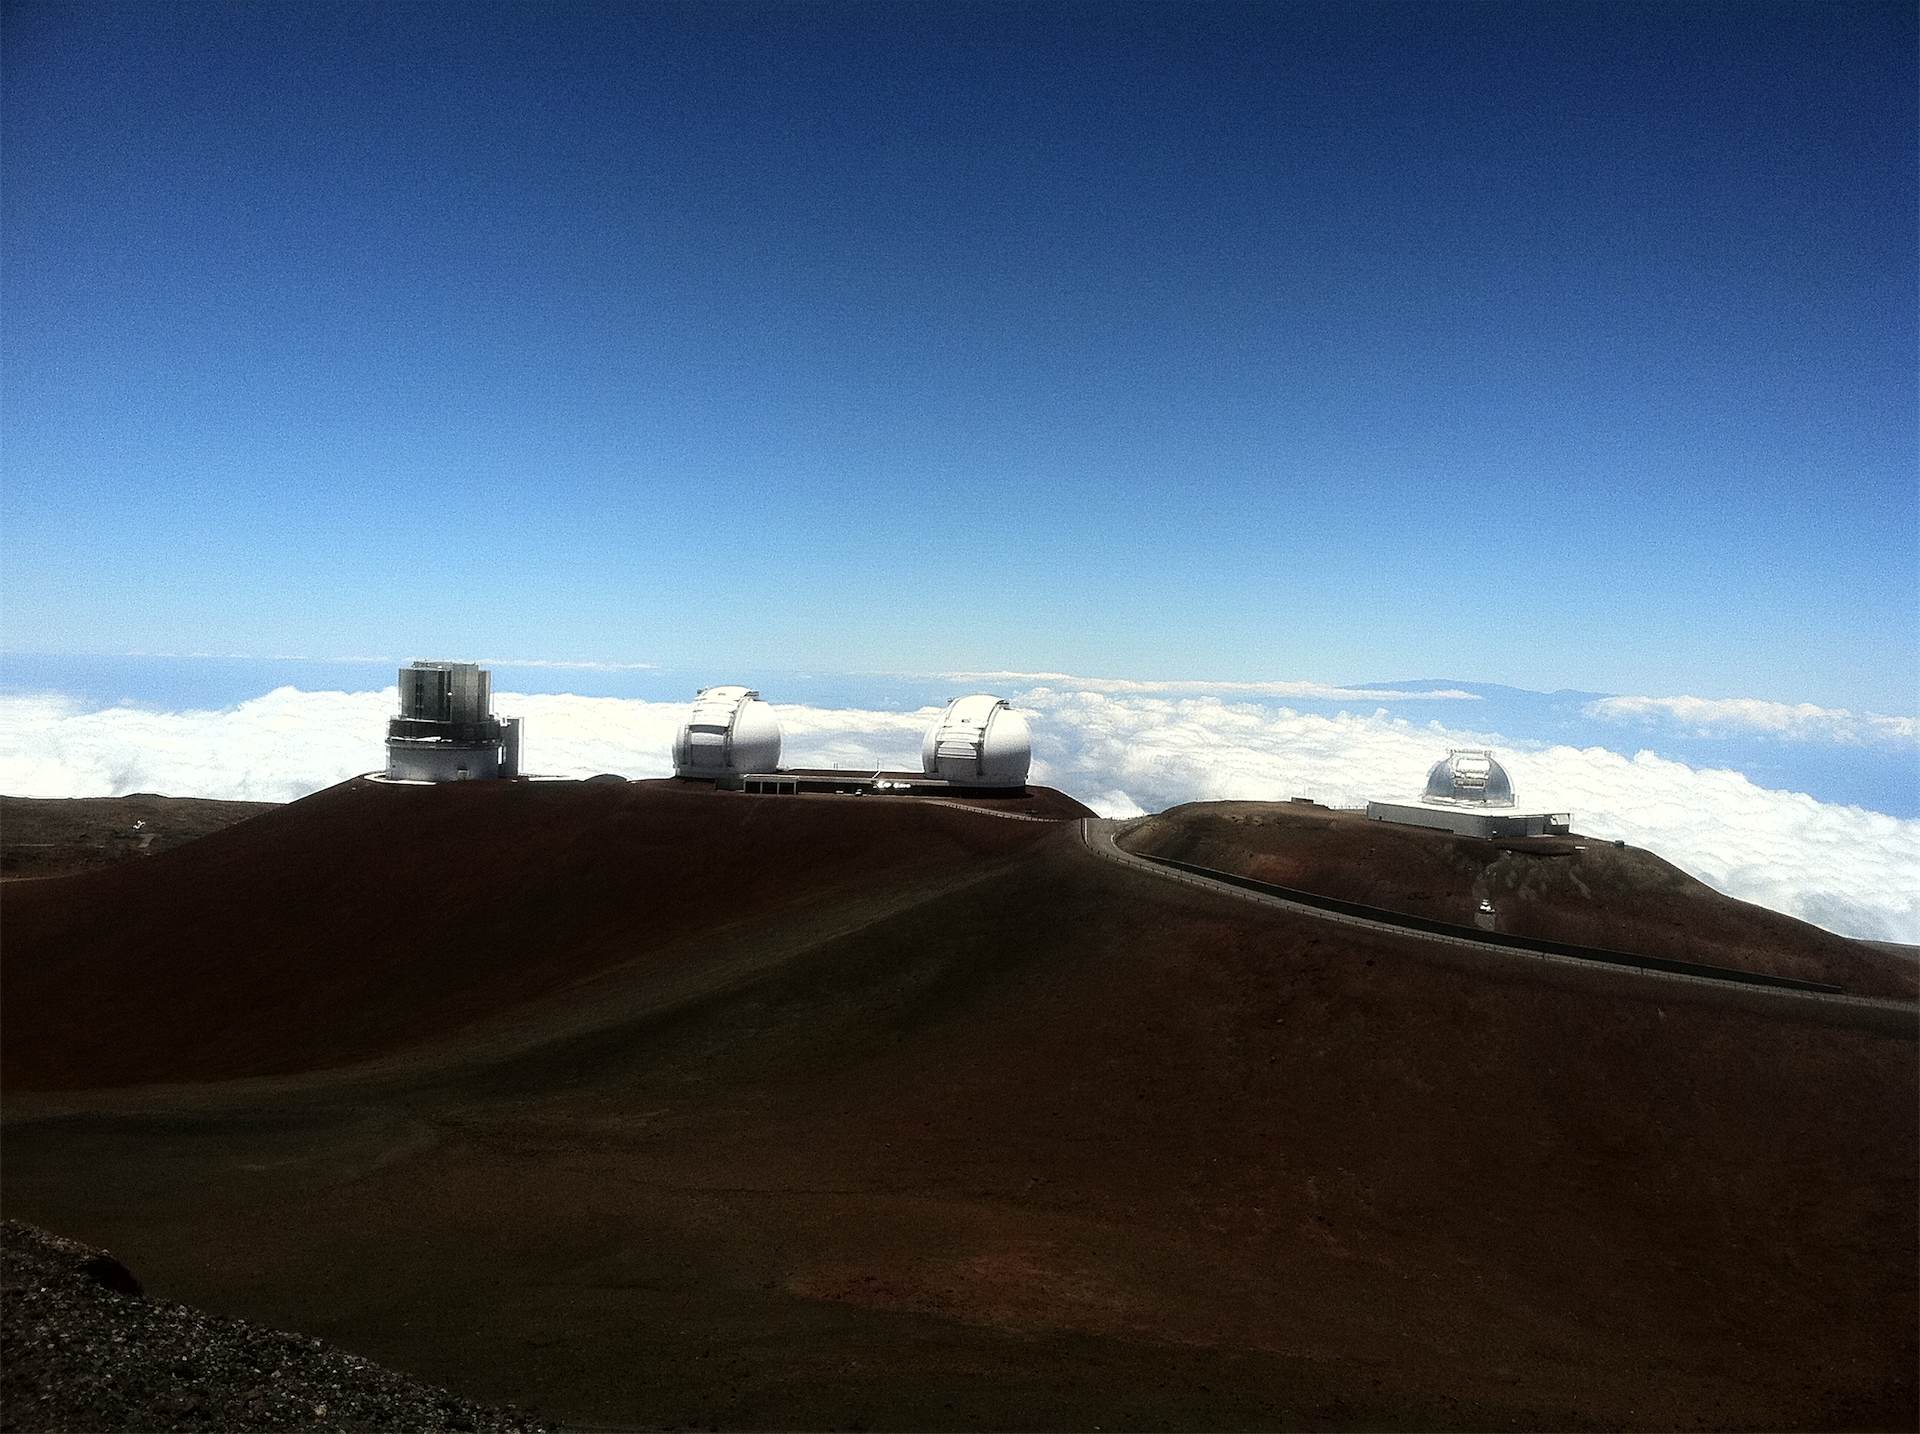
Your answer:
[1,779,1067,1090]
[1123,801,1918,999]
[3,784,1914,1430]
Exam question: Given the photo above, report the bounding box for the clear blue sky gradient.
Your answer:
[4,1,1914,708]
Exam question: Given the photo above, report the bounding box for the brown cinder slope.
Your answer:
[3,794,1913,1431]
[1,778,1067,1089]
[1123,801,1918,999]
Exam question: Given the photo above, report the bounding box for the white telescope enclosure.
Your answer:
[1422,749,1515,807]
[385,659,520,782]
[921,694,1031,788]
[1367,746,1567,838]
[673,686,783,778]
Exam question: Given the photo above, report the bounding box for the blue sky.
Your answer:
[4,0,1914,709]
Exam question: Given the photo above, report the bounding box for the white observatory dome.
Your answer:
[922,695,1032,788]
[673,686,782,778]
[1422,748,1515,807]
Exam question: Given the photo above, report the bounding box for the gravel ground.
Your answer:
[0,1221,551,1432]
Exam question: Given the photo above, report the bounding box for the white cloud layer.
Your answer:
[1010,688,1919,943]
[939,671,1482,702]
[1587,693,1918,745]
[2,685,1915,943]
[482,658,659,671]
[0,689,936,805]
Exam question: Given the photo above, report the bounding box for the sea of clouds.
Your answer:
[1583,693,1918,745]
[2,682,1915,943]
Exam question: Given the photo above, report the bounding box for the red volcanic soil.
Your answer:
[1123,801,1919,1000]
[3,786,1914,1431]
[1,794,275,881]
[1,778,1064,1090]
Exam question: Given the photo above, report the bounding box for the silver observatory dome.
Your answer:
[922,694,1031,788]
[1421,748,1515,807]
[673,686,783,778]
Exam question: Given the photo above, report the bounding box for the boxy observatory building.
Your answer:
[385,660,522,782]
[1365,748,1570,839]
[671,688,1031,795]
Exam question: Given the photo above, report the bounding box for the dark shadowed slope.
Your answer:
[3,791,1914,1431]
[1,778,1066,1089]
[1123,801,1918,999]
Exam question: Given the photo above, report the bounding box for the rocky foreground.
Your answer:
[0,1221,549,1432]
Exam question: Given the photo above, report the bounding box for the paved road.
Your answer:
[1078,817,1919,1026]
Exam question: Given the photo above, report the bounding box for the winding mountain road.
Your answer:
[1076,817,1918,1027]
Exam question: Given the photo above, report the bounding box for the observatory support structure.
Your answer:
[385,660,520,782]
[1365,748,1568,838]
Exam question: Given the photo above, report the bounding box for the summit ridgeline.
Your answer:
[2,777,1914,1431]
